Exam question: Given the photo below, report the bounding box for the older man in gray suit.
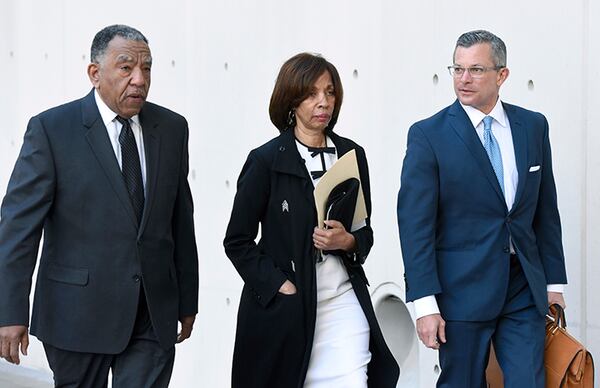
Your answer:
[0,24,198,387]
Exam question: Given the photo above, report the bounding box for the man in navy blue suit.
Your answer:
[397,30,567,387]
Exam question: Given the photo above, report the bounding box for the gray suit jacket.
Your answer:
[0,90,199,353]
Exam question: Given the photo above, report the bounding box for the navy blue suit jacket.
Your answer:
[397,100,567,321]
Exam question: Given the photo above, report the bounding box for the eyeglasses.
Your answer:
[447,65,504,78]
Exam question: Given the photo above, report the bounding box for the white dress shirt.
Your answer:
[412,98,563,319]
[94,90,147,189]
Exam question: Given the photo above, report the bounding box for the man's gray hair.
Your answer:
[454,30,507,68]
[90,24,148,64]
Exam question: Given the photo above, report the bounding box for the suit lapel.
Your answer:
[138,106,160,238]
[82,90,139,230]
[504,103,528,213]
[448,100,506,208]
[272,129,315,209]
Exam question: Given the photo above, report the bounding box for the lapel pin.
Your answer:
[282,200,289,213]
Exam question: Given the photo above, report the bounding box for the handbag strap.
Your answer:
[547,303,567,329]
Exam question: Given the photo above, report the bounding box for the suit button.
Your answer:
[506,217,512,224]
[132,275,141,282]
[503,246,510,253]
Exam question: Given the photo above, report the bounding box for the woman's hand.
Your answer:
[278,279,297,295]
[313,220,356,252]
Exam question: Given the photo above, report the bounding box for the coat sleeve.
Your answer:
[397,124,442,302]
[350,146,373,264]
[172,122,199,318]
[0,116,56,327]
[223,151,287,308]
[532,117,567,285]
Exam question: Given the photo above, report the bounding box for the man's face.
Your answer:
[88,36,152,118]
[452,43,508,114]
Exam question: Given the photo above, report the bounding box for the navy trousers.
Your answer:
[437,255,546,388]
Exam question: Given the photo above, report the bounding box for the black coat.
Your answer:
[224,129,399,388]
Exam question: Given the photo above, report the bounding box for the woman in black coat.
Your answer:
[224,53,399,388]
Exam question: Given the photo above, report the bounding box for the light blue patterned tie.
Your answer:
[482,116,504,194]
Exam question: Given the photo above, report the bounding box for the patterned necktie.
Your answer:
[116,116,144,224]
[482,115,504,194]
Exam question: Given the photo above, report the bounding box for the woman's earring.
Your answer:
[287,109,295,127]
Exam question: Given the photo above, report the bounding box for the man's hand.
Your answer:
[548,292,566,309]
[176,315,196,344]
[278,279,297,295]
[0,325,29,365]
[416,314,446,350]
[313,220,356,251]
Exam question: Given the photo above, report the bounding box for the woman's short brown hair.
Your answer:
[269,53,344,132]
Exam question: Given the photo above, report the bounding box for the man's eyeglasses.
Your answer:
[447,65,504,78]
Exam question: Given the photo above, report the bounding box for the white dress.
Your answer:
[295,137,371,388]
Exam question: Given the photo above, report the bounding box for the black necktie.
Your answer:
[116,116,144,225]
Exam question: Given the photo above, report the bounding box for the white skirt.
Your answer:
[304,287,371,388]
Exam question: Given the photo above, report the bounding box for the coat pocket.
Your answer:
[46,263,89,286]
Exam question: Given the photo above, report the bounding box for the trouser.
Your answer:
[437,255,546,388]
[44,286,175,388]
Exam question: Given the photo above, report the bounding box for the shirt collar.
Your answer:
[94,89,141,128]
[295,135,334,155]
[460,98,508,129]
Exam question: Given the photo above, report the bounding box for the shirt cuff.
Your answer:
[412,295,440,319]
[547,284,565,293]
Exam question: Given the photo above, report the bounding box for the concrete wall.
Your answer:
[0,0,597,387]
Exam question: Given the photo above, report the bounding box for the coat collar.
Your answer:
[272,129,314,208]
[328,130,353,157]
[272,128,310,179]
[271,128,355,209]
[271,128,354,177]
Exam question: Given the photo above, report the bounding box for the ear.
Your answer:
[87,63,100,88]
[497,67,510,87]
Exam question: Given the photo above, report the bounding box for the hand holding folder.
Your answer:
[313,149,367,231]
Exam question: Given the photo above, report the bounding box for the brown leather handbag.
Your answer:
[545,304,594,387]
[485,304,594,387]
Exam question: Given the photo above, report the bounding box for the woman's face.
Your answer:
[294,71,335,135]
